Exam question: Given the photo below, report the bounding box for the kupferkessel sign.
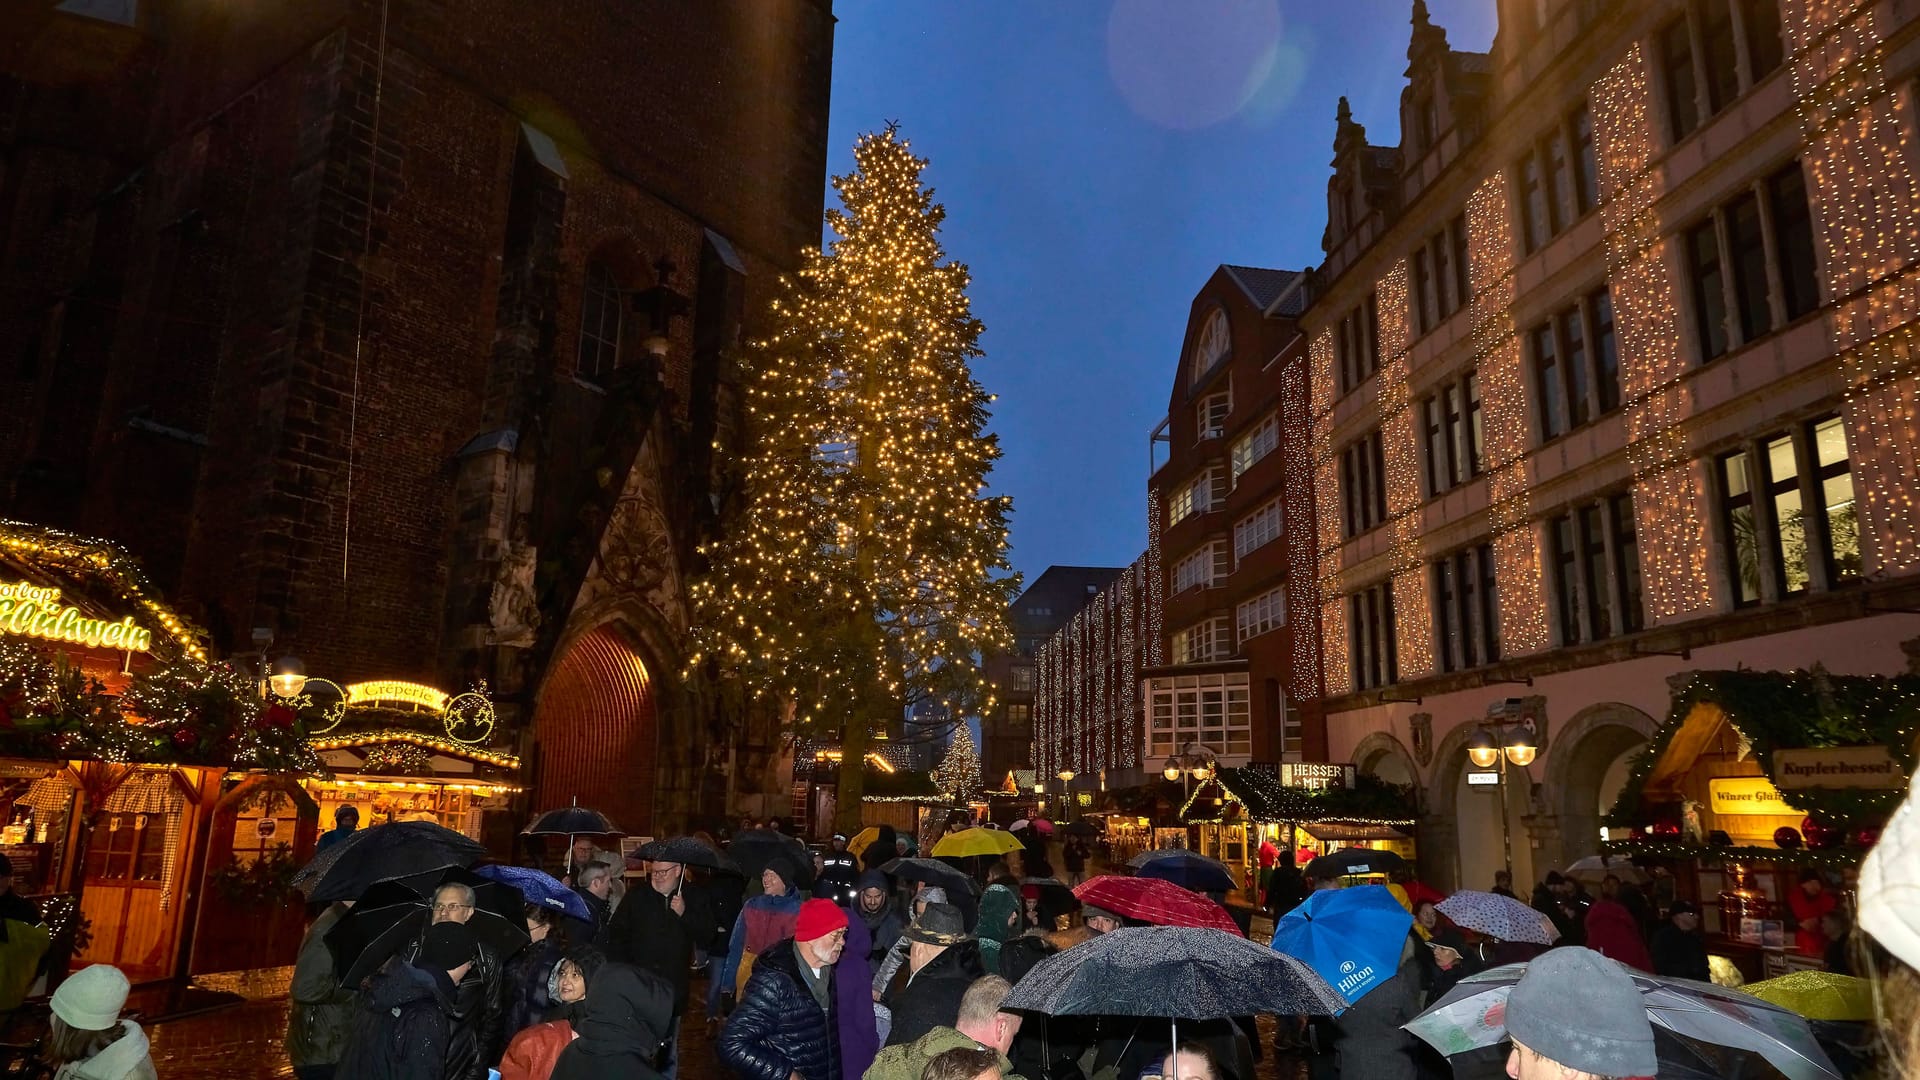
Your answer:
[1773,746,1908,790]
[0,580,153,654]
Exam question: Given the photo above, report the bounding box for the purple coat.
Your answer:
[835,905,880,1080]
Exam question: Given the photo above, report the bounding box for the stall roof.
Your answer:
[1182,766,1417,827]
[0,518,206,663]
[861,768,946,804]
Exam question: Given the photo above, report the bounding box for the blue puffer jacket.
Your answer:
[718,940,840,1080]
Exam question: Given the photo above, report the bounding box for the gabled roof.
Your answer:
[1220,265,1306,313]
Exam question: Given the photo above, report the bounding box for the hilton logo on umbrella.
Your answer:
[1336,961,1374,995]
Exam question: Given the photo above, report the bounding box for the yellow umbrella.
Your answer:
[1738,970,1874,1021]
[932,828,1025,858]
[849,826,883,854]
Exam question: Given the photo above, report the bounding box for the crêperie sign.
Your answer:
[0,580,153,654]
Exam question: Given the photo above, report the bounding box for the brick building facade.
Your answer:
[0,0,836,832]
[983,564,1123,785]
[1290,0,1920,890]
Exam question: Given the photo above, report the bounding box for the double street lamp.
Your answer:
[1161,745,1217,801]
[1467,718,1537,882]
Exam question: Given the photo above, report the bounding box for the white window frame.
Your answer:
[1190,310,1232,387]
[1233,497,1283,560]
[1170,616,1232,664]
[1230,413,1279,482]
[1172,542,1231,594]
[1196,390,1232,442]
[1144,671,1252,763]
[1236,585,1286,643]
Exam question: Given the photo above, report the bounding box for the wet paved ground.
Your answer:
[146,976,1310,1080]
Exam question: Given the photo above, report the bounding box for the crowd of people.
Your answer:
[264,793,1920,1080]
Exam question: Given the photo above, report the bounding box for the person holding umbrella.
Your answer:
[391,882,509,1080]
[606,857,713,1077]
[337,921,478,1080]
[865,975,1024,1080]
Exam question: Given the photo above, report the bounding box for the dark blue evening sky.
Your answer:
[826,2,1498,590]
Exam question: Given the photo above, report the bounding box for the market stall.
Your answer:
[0,519,320,983]
[1178,766,1418,891]
[1601,668,1913,981]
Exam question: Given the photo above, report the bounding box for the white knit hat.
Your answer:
[1860,771,1920,969]
[51,964,130,1032]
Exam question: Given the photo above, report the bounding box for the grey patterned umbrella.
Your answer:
[1003,925,1346,1020]
[1436,890,1559,946]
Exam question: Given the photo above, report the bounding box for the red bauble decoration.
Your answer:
[170,726,199,750]
[1773,826,1803,849]
[1652,820,1681,837]
[263,703,296,731]
[1802,817,1843,850]
[1853,826,1882,849]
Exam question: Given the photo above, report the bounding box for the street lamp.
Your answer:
[1161,744,1219,800]
[1469,719,1537,881]
[1057,771,1076,820]
[268,656,309,699]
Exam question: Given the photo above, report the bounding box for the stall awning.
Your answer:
[1184,766,1417,827]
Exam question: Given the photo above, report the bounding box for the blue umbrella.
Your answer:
[1270,884,1413,1008]
[1132,851,1239,893]
[474,863,593,924]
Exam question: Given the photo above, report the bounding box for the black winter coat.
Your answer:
[718,940,840,1080]
[1650,923,1711,982]
[882,944,981,1048]
[335,961,461,1080]
[397,936,506,1080]
[607,882,713,1018]
[504,936,565,1038]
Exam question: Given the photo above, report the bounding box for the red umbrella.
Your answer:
[1073,874,1242,935]
[1029,819,1055,835]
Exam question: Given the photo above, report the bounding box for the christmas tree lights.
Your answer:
[686,126,1017,829]
[933,723,982,803]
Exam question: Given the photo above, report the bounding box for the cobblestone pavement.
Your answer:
[147,975,1310,1080]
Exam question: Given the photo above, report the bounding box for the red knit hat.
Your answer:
[795,898,848,942]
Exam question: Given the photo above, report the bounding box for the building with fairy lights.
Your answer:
[984,565,1124,788]
[1291,0,1920,893]
[1142,265,1315,775]
[1030,554,1159,793]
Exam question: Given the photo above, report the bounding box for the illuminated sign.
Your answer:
[1708,777,1795,816]
[344,681,451,713]
[0,580,153,653]
[1467,771,1500,787]
[1280,762,1356,790]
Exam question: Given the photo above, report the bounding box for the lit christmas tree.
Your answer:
[933,723,983,804]
[690,125,1017,831]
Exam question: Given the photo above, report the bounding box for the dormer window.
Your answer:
[1191,310,1231,387]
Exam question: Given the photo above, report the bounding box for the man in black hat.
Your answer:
[1649,901,1711,982]
[1081,905,1123,936]
[883,902,984,1048]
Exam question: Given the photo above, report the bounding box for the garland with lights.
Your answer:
[1598,839,1871,871]
[1178,766,1417,827]
[686,124,1017,830]
[0,518,209,663]
[1603,669,1918,843]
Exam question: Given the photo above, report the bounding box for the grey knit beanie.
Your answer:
[1505,948,1655,1077]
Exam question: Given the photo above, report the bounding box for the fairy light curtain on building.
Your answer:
[1308,329,1350,695]
[1281,359,1324,702]
[1031,554,1157,778]
[1371,259,1436,679]
[1464,174,1550,653]
[1590,43,1713,622]
[1785,0,1920,574]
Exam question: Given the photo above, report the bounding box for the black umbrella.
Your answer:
[1303,847,1405,881]
[1061,820,1099,837]
[636,836,740,874]
[1003,925,1345,1019]
[882,857,977,897]
[326,869,531,987]
[292,821,487,903]
[729,828,812,891]
[523,805,624,837]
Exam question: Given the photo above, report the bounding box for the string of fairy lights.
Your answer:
[1281,359,1323,702]
[1372,259,1436,680]
[1786,0,1920,576]
[1588,43,1714,622]
[1308,329,1351,696]
[1464,174,1550,653]
[686,127,1017,735]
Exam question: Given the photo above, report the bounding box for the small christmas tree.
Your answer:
[934,724,982,804]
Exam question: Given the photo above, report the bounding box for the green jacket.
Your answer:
[863,1026,1023,1080]
[287,903,357,1067]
